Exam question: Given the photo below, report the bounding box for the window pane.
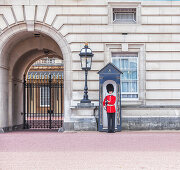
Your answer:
[130,59,137,69]
[131,82,137,92]
[132,71,137,79]
[122,71,128,80]
[112,58,120,68]
[81,58,86,69]
[122,82,129,92]
[86,58,91,68]
[121,59,128,69]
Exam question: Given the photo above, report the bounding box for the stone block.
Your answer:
[142,1,171,6]
[141,7,159,15]
[77,0,106,5]
[67,16,81,24]
[146,43,180,52]
[147,16,171,25]
[66,34,102,43]
[30,0,55,5]
[59,25,73,36]
[0,15,7,30]
[45,6,62,25]
[72,25,90,33]
[122,117,180,130]
[12,5,24,22]
[72,91,99,101]
[0,6,15,25]
[146,81,180,90]
[160,7,180,15]
[70,43,104,52]
[80,16,102,24]
[63,121,74,131]
[146,99,180,106]
[146,71,180,80]
[172,16,180,24]
[36,5,47,22]
[72,81,99,91]
[89,7,107,15]
[74,120,97,131]
[26,20,34,31]
[122,107,180,117]
[141,16,148,24]
[72,71,99,81]
[24,6,35,20]
[148,34,172,42]
[146,91,180,100]
[146,62,180,71]
[70,106,97,131]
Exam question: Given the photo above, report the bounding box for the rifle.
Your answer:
[105,96,108,111]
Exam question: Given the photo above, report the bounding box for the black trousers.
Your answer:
[107,113,115,132]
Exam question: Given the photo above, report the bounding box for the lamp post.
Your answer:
[79,43,94,103]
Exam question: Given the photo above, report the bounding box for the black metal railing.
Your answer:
[23,74,64,129]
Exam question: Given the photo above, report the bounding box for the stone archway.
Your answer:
[0,23,72,131]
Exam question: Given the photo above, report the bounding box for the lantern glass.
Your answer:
[86,57,92,69]
[81,57,87,69]
[81,57,92,70]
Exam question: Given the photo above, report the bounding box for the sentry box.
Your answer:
[98,63,123,132]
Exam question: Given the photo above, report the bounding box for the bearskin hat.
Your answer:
[106,84,114,93]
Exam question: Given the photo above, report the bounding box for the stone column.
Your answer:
[61,49,73,131]
[0,66,9,132]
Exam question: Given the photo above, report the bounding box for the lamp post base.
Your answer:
[77,102,94,108]
[80,99,91,103]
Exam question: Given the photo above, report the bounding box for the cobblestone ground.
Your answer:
[0,131,180,170]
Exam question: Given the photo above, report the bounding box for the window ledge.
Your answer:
[113,21,136,24]
[122,100,143,106]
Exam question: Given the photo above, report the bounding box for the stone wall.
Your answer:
[0,0,180,130]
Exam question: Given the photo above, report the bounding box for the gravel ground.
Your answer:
[0,131,180,170]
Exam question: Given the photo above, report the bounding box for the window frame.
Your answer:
[108,2,141,25]
[113,9,136,24]
[105,43,145,106]
[111,53,139,100]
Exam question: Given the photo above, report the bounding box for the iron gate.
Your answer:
[23,74,64,129]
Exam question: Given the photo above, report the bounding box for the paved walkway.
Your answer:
[0,131,180,170]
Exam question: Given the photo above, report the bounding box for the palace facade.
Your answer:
[0,0,180,132]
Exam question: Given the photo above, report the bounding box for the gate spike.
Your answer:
[61,75,63,83]
[58,74,60,83]
[26,74,28,82]
[41,74,43,83]
[33,74,35,82]
[47,74,49,83]
[38,75,40,83]
[54,75,56,82]
[29,75,31,83]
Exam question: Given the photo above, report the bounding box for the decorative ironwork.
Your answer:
[23,73,64,129]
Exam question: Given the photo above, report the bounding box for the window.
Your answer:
[113,8,136,24]
[112,53,138,99]
[40,86,50,106]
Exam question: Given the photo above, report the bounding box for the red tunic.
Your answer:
[103,95,116,113]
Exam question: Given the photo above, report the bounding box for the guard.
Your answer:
[103,84,116,133]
